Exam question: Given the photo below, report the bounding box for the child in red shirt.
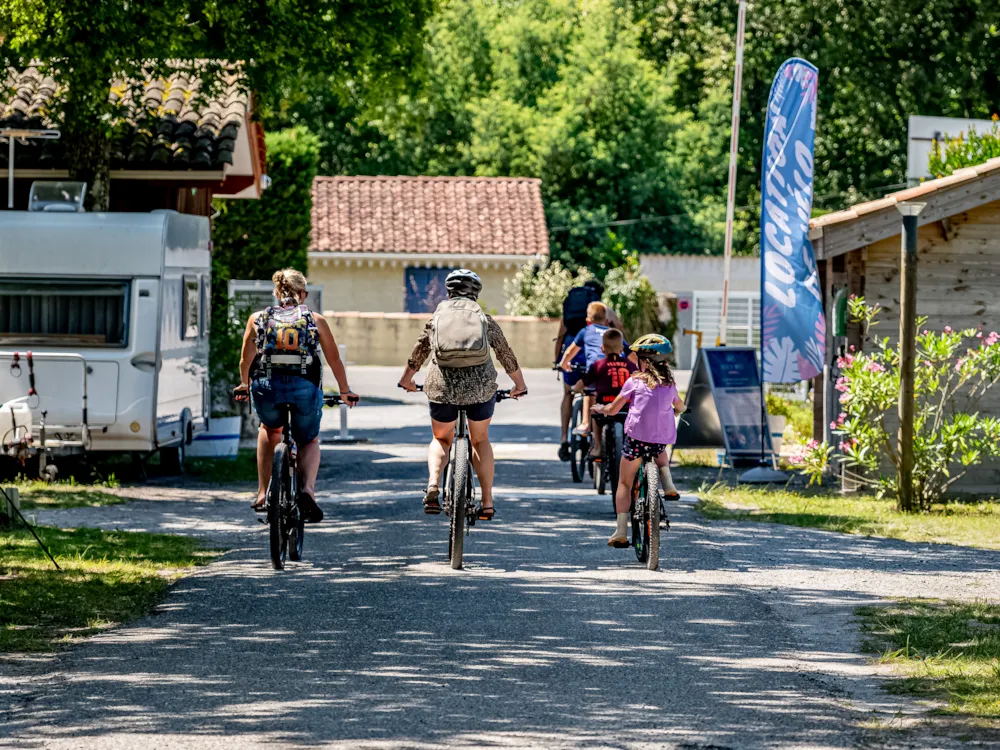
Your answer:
[584,328,636,460]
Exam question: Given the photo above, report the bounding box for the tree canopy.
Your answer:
[275,0,1000,272]
[0,0,433,208]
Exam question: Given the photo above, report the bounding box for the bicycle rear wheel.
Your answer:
[268,443,290,570]
[448,439,469,570]
[608,422,623,515]
[645,461,661,571]
[595,429,607,495]
[570,398,585,483]
[632,470,647,564]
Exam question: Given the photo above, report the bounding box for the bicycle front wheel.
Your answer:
[448,440,469,570]
[645,460,661,571]
[268,442,290,570]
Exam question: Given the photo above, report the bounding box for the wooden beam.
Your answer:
[939,216,957,241]
[845,248,865,354]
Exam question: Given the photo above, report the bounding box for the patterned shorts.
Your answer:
[622,435,667,461]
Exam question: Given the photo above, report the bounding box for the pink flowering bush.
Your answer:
[794,297,1000,509]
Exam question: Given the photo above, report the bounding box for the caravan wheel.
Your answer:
[161,443,185,475]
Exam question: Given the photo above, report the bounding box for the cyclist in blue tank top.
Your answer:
[234,268,359,522]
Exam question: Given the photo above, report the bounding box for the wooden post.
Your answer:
[896,202,925,512]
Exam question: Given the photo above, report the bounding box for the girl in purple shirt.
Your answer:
[593,334,684,548]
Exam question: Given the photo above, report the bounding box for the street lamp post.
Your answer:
[896,201,926,512]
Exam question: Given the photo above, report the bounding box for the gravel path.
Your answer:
[2,369,998,749]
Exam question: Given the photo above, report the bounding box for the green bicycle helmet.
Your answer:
[632,333,673,363]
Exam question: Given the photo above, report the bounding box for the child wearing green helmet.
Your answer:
[592,333,684,548]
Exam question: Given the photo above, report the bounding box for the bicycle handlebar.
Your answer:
[399,383,525,401]
[324,392,360,407]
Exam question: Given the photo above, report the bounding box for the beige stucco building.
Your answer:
[308,175,550,315]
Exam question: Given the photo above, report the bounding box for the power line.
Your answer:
[547,181,911,234]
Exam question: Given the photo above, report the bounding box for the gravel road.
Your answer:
[2,368,998,749]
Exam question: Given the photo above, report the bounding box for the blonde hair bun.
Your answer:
[272,268,308,303]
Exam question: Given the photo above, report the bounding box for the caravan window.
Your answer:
[0,279,129,347]
[182,276,200,340]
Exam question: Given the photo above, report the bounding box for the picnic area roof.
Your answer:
[809,157,1000,259]
[1,64,249,172]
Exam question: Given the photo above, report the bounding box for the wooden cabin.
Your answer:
[808,157,1000,490]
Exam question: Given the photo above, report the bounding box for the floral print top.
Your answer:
[407,315,520,405]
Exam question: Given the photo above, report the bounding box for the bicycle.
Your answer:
[554,362,590,484]
[403,385,520,570]
[628,454,668,571]
[592,411,625,512]
[235,386,353,570]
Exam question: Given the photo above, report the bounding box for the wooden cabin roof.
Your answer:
[808,157,1000,260]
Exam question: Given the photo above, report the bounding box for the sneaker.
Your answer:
[558,442,572,461]
[572,425,591,437]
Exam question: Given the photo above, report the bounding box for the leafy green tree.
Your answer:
[0,0,432,209]
[209,127,320,389]
[278,0,727,271]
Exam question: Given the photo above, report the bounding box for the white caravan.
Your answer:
[0,208,211,472]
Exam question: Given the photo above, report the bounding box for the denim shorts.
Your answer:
[561,334,586,386]
[251,375,323,444]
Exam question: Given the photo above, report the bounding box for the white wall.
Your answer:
[640,254,759,296]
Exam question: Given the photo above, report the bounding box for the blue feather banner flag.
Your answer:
[760,58,825,383]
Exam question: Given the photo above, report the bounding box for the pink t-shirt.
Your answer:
[619,376,678,445]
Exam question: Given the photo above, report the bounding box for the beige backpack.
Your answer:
[432,297,490,368]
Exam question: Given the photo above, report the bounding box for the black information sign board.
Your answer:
[674,347,773,465]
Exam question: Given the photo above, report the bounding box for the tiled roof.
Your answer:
[310,176,550,256]
[0,64,248,171]
[811,157,1000,230]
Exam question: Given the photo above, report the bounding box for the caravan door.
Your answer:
[156,271,208,447]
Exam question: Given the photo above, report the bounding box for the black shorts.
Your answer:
[429,397,496,423]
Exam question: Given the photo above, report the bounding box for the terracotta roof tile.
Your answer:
[0,64,248,171]
[310,176,550,256]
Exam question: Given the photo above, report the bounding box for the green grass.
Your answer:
[696,485,1000,550]
[181,449,257,484]
[0,524,221,653]
[673,449,720,468]
[859,599,1000,722]
[6,480,126,510]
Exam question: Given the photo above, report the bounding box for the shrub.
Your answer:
[794,297,1000,510]
[504,260,592,318]
[927,117,1000,177]
[602,254,667,342]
